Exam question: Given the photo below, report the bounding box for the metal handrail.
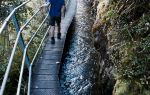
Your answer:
[17,13,49,95]
[0,0,71,94]
[0,6,45,95]
[0,0,30,34]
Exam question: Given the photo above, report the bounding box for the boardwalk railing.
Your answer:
[0,1,50,95]
[0,0,72,94]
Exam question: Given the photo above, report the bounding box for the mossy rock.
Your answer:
[113,80,150,95]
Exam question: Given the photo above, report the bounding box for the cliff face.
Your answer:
[93,0,150,95]
[92,0,115,95]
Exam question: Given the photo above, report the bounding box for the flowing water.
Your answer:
[60,0,100,94]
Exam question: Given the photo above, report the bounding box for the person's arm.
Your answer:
[61,5,65,19]
[41,0,50,8]
[61,0,65,19]
[42,2,50,7]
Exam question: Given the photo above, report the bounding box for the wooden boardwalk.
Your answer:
[30,0,77,94]
[31,33,66,95]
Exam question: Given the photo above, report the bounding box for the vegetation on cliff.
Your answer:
[93,0,150,95]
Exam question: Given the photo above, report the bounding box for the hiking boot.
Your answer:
[51,37,55,44]
[57,32,61,39]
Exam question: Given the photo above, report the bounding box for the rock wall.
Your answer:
[93,0,150,95]
[93,1,115,95]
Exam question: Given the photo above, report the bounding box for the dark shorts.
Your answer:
[49,16,61,26]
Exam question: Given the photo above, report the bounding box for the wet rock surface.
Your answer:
[60,0,100,95]
[94,30,115,95]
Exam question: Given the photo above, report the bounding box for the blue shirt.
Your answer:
[49,0,65,16]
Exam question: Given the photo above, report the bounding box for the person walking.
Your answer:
[45,0,65,44]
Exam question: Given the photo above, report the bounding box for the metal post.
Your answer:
[10,6,30,68]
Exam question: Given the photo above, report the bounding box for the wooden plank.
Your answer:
[33,64,60,70]
[32,80,60,89]
[32,74,59,81]
[35,60,61,65]
[31,89,62,95]
[33,68,59,75]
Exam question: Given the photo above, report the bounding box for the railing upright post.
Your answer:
[10,6,30,68]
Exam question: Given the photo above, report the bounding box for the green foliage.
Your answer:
[0,0,48,94]
[0,0,22,22]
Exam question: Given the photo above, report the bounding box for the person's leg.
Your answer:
[49,16,55,44]
[55,16,61,39]
[50,26,55,37]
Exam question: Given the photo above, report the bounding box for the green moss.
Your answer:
[114,80,130,95]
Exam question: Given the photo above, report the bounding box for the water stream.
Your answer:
[60,0,100,95]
